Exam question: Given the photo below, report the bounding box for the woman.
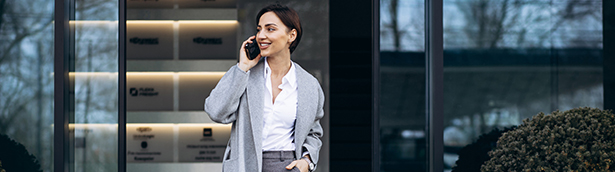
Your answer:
[205,4,324,172]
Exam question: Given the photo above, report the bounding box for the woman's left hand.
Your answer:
[285,159,309,172]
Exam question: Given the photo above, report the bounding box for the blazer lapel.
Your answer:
[247,61,264,170]
[294,62,312,157]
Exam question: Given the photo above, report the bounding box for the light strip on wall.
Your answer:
[173,20,238,24]
[68,72,226,76]
[69,72,118,76]
[126,72,176,75]
[68,20,119,24]
[66,20,238,24]
[56,123,232,128]
[69,124,118,127]
[127,20,237,24]
[167,72,226,75]
[175,123,231,127]
[126,72,226,76]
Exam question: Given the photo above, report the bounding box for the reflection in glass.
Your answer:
[0,0,55,171]
[379,0,426,171]
[71,0,119,171]
[443,0,603,171]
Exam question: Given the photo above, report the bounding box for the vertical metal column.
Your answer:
[425,0,443,171]
[604,0,615,110]
[119,0,127,171]
[54,0,70,171]
[372,0,380,171]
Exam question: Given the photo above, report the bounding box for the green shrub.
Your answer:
[0,160,5,172]
[0,134,42,172]
[452,127,516,172]
[481,107,615,172]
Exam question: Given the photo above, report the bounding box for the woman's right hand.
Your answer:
[238,35,262,72]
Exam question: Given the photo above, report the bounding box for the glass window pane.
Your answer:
[0,0,55,171]
[71,0,119,171]
[379,0,427,171]
[443,0,603,171]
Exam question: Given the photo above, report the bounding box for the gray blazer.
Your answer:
[204,59,324,172]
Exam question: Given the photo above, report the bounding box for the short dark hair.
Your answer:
[256,4,302,54]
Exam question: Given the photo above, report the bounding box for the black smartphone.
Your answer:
[244,38,260,60]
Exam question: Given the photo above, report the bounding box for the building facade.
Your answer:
[0,0,612,172]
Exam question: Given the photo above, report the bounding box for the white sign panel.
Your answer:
[178,124,231,162]
[127,22,174,60]
[178,73,224,111]
[179,22,237,59]
[127,124,174,162]
[126,73,174,111]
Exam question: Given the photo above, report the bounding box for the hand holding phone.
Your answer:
[238,36,261,72]
[244,38,260,60]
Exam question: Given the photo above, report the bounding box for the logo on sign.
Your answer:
[129,88,159,96]
[130,37,159,45]
[130,88,138,96]
[200,128,215,141]
[137,127,152,132]
[203,128,212,137]
[193,37,222,45]
[134,127,154,140]
[141,141,148,149]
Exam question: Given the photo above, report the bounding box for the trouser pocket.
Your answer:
[262,159,299,172]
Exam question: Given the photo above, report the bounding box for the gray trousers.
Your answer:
[262,151,300,172]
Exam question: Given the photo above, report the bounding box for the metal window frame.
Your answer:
[605,0,615,110]
[425,0,443,172]
[119,0,127,171]
[54,0,70,171]
[371,0,380,171]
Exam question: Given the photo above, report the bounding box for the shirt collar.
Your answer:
[264,57,297,89]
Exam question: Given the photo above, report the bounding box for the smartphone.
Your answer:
[244,38,260,60]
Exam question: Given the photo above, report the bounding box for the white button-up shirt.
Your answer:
[261,58,298,151]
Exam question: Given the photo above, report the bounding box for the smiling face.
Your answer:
[256,12,297,58]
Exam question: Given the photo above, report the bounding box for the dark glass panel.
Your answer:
[442,0,603,170]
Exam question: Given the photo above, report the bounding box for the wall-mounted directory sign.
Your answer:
[178,73,224,111]
[127,73,174,111]
[179,22,237,60]
[127,124,174,162]
[127,22,174,60]
[176,0,236,8]
[127,0,175,9]
[177,124,231,162]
